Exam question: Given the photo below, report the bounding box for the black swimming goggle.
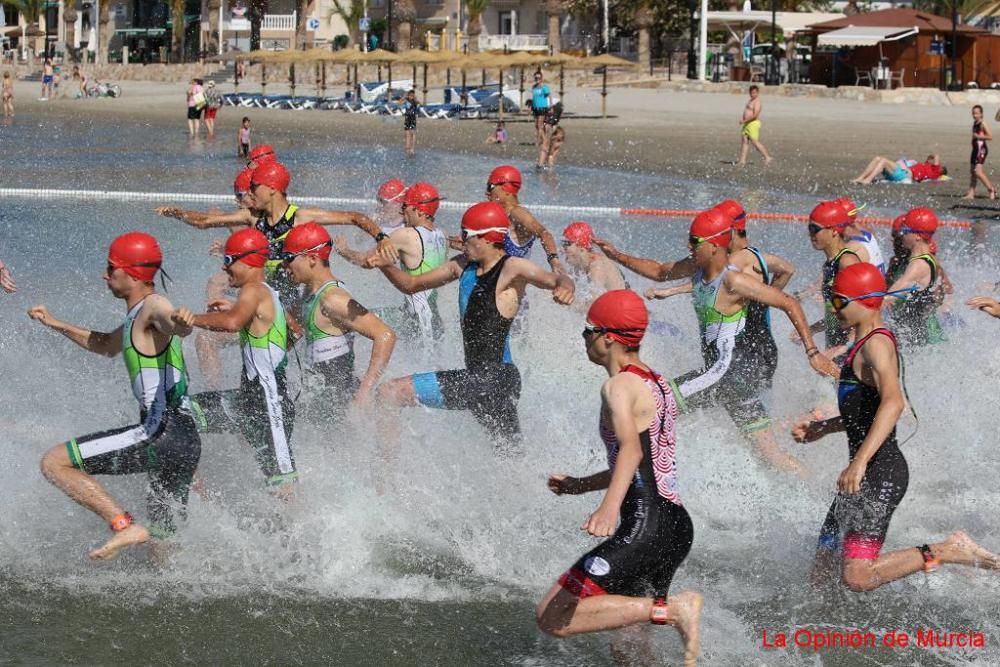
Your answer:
[280,241,332,263]
[223,248,264,268]
[106,261,172,290]
[582,324,644,338]
[830,285,918,311]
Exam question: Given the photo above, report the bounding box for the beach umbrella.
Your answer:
[350,49,401,95]
[578,53,637,118]
[394,49,460,102]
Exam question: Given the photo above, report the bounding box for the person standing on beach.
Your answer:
[737,85,772,166]
[31,233,202,560]
[531,71,552,148]
[40,59,53,100]
[2,71,13,117]
[203,81,222,137]
[537,290,703,667]
[186,78,205,137]
[403,90,418,157]
[238,117,253,159]
[965,105,995,199]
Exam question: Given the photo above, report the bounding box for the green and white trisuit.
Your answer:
[669,265,771,434]
[887,252,945,347]
[64,298,202,538]
[378,226,447,343]
[299,279,359,420]
[192,284,297,486]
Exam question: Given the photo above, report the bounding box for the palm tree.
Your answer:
[170,0,185,62]
[333,0,365,46]
[466,0,489,53]
[546,0,561,54]
[295,0,318,49]
[11,0,45,60]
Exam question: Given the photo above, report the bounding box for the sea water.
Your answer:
[1,116,999,666]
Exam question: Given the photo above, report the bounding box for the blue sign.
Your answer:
[307,17,321,31]
[930,39,944,55]
[360,17,372,32]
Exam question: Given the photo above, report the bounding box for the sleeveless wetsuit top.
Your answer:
[888,253,944,346]
[255,204,298,275]
[848,230,887,275]
[403,226,448,340]
[302,279,353,367]
[600,364,682,505]
[822,247,860,348]
[458,255,514,367]
[122,299,189,413]
[742,247,778,365]
[240,284,288,381]
[837,328,902,462]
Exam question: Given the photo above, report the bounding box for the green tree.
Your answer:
[170,0,185,62]
[11,0,45,60]
[466,0,489,53]
[332,0,365,46]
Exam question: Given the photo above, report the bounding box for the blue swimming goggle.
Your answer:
[830,285,918,311]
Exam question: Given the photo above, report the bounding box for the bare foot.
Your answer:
[939,531,1000,569]
[669,591,703,667]
[88,523,150,560]
[764,157,773,165]
[961,192,976,200]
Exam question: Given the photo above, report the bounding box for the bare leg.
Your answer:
[975,164,996,197]
[851,156,885,183]
[964,166,977,198]
[372,377,417,493]
[842,531,1000,592]
[751,139,772,164]
[738,135,750,165]
[537,585,703,666]
[40,445,150,560]
[747,426,810,478]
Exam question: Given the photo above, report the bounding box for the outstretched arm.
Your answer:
[509,206,563,273]
[27,306,123,357]
[145,294,195,338]
[377,255,467,295]
[764,252,796,291]
[593,237,695,282]
[883,258,932,307]
[191,285,261,332]
[505,256,575,305]
[155,206,253,229]
[968,295,1000,318]
[297,208,397,262]
[333,235,371,268]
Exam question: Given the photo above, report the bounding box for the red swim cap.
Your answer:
[810,201,850,230]
[461,201,509,244]
[251,161,291,194]
[108,232,163,282]
[892,213,906,235]
[834,197,862,221]
[225,228,269,268]
[902,207,939,239]
[403,182,440,218]
[234,168,254,195]
[690,208,732,248]
[284,223,332,260]
[563,221,594,249]
[832,262,887,310]
[715,199,747,232]
[377,178,407,203]
[488,165,522,194]
[248,144,276,165]
[587,289,649,347]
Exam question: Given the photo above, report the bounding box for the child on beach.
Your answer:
[738,85,772,166]
[238,117,253,158]
[486,121,508,145]
[2,71,13,118]
[403,90,418,157]
[965,105,995,199]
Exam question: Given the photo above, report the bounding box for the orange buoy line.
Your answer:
[622,207,973,230]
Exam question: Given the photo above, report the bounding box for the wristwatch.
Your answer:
[375,232,389,242]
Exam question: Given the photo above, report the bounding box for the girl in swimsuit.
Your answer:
[964,105,995,199]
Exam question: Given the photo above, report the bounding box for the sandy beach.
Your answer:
[6,77,1000,220]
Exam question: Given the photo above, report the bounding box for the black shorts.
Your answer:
[817,448,908,560]
[673,349,771,434]
[411,363,521,445]
[560,494,693,598]
[191,375,297,486]
[240,142,250,157]
[66,409,202,538]
[972,142,988,166]
[187,106,203,120]
[298,353,358,423]
[404,119,416,131]
[533,107,548,118]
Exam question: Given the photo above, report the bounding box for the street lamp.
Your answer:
[386,0,393,51]
[950,0,959,89]
[766,0,778,85]
[687,0,697,79]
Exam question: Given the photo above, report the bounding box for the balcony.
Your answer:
[262,13,297,31]
[478,34,548,51]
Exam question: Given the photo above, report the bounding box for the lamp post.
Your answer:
[767,0,777,85]
[386,0,394,51]
[687,0,697,79]
[950,0,958,89]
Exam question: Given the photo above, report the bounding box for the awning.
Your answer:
[818,26,918,47]
[115,28,167,35]
[701,11,846,36]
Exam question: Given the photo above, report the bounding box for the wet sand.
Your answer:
[8,78,1000,219]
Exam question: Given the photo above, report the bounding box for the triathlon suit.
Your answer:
[670,265,770,434]
[380,226,447,343]
[255,204,301,314]
[821,248,860,349]
[403,100,418,131]
[817,328,908,560]
[64,299,202,539]
[410,255,522,445]
[299,279,358,421]
[848,230,887,276]
[887,253,945,347]
[559,365,694,598]
[239,126,251,157]
[741,247,779,391]
[972,120,988,165]
[192,284,297,486]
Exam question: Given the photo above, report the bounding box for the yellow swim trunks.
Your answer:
[742,119,761,141]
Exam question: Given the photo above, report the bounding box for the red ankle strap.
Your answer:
[650,597,669,625]
[110,513,133,532]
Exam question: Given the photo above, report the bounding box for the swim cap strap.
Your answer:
[110,512,134,532]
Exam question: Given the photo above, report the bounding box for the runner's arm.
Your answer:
[377,255,467,294]
[0,259,15,293]
[548,470,612,495]
[593,238,694,282]
[298,208,397,262]
[145,295,194,338]
[27,306,123,356]
[839,336,904,494]
[506,256,575,304]
[155,207,253,229]
[333,236,371,267]
[510,207,563,272]
[584,377,642,537]
[645,283,691,300]
[882,259,931,307]
[967,296,1000,318]
[764,252,796,290]
[191,285,260,332]
[322,293,396,404]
